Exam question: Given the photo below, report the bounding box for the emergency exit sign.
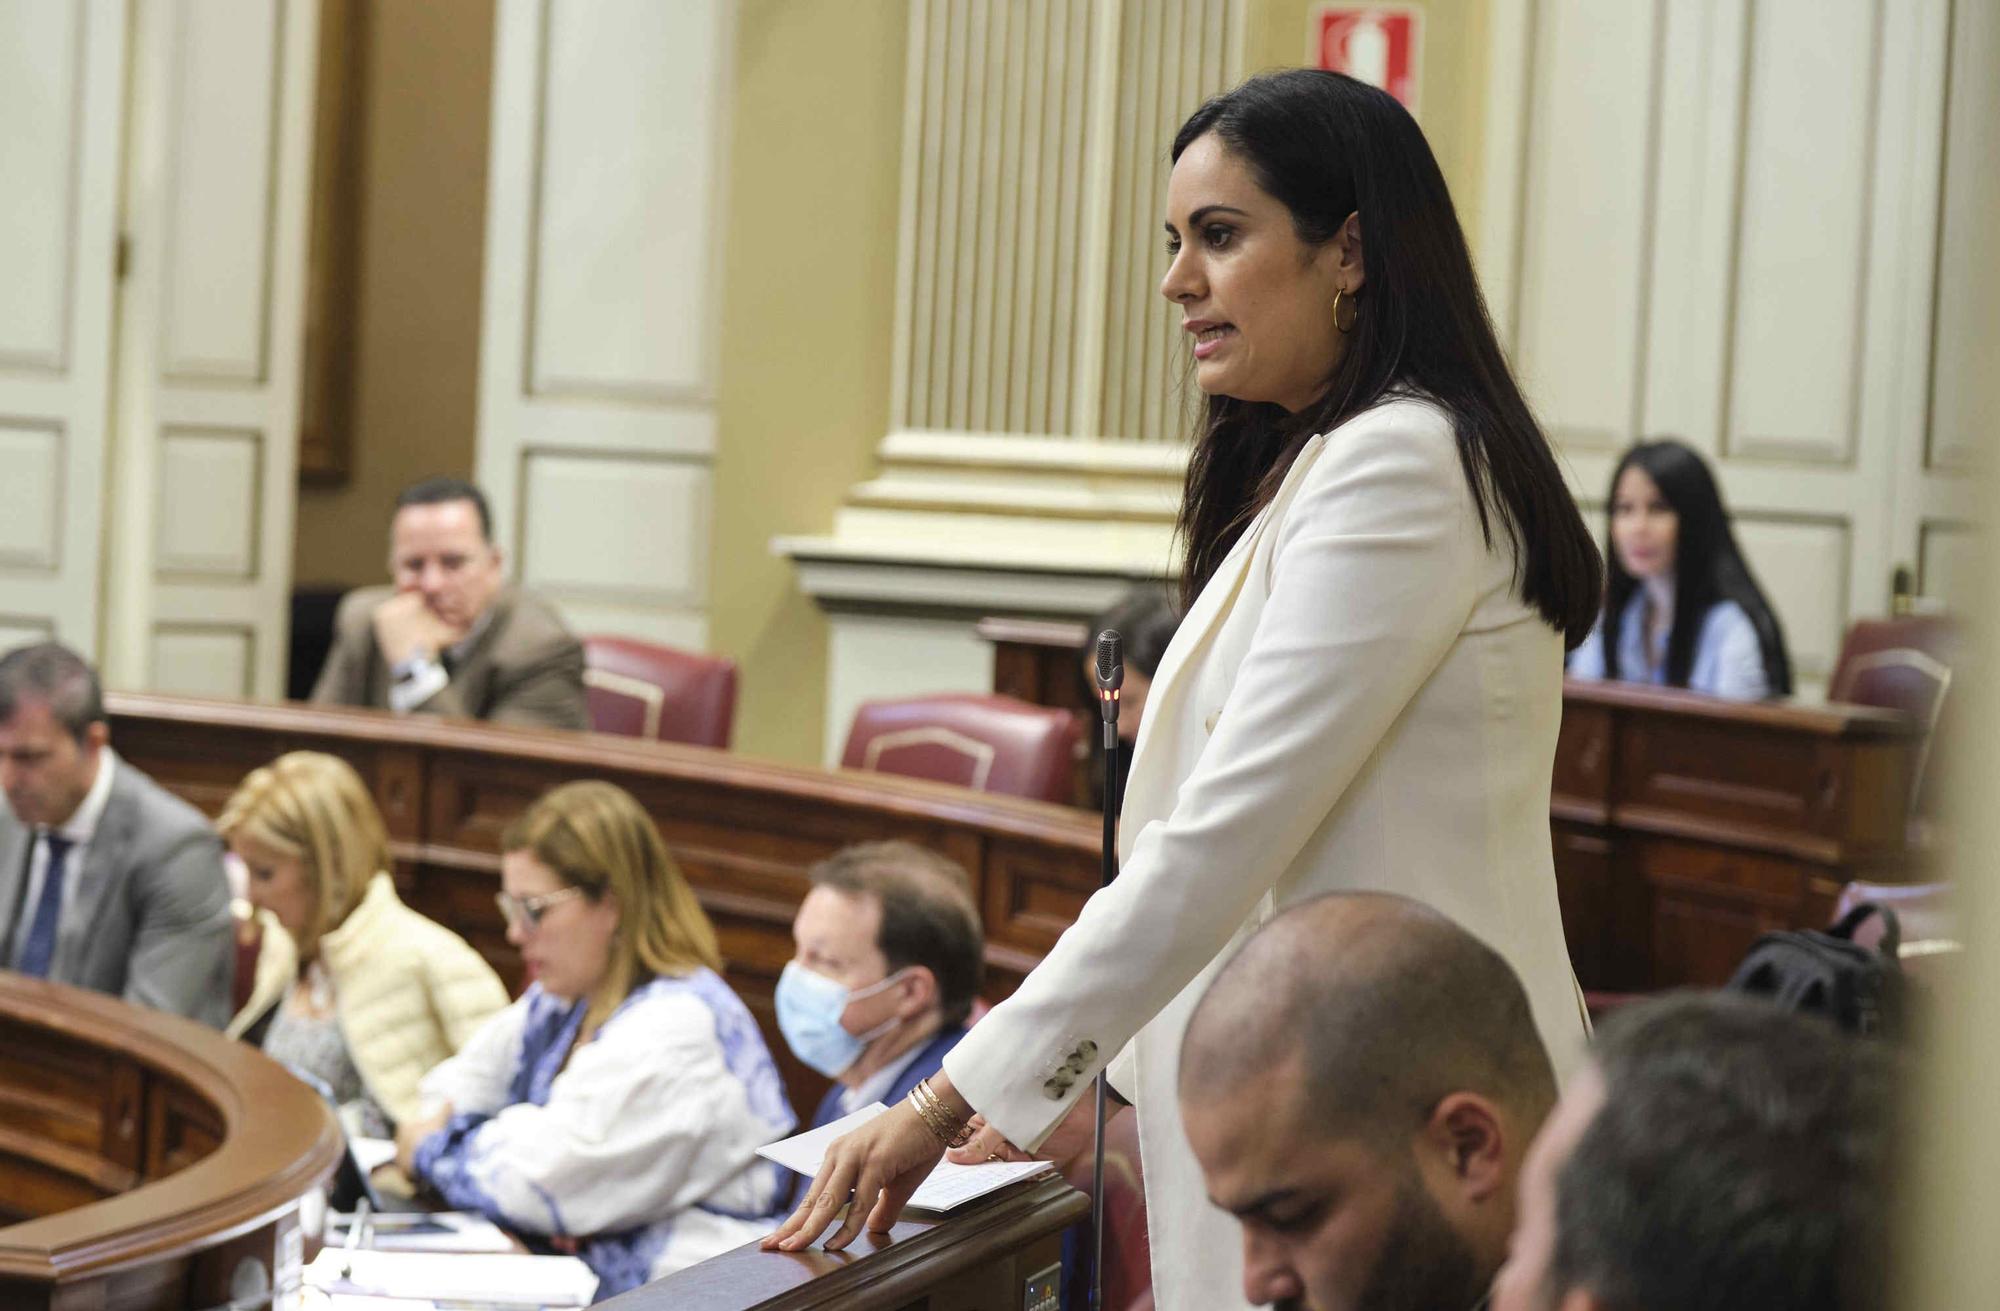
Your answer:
[1311,5,1423,112]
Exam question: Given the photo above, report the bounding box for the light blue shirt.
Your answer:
[1567,591,1771,699]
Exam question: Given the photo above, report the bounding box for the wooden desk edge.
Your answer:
[606,1174,1090,1309]
[0,976,344,1283]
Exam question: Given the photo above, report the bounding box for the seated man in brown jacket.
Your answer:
[310,477,589,731]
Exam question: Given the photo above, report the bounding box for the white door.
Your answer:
[474,0,734,651]
[100,0,321,699]
[0,0,127,656]
[1484,0,1976,696]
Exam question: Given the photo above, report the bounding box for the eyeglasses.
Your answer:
[495,886,587,932]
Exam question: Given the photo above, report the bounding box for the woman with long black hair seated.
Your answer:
[1567,438,1792,699]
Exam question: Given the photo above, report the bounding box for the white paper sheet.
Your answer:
[757,1104,1053,1213]
[303,1249,597,1307]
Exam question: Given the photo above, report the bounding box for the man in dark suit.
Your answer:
[310,477,589,731]
[776,841,986,1205]
[0,643,233,1027]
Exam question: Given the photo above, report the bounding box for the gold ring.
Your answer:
[985,1151,1003,1162]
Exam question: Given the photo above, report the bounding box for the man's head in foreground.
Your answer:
[1492,992,1893,1311]
[1180,892,1559,1311]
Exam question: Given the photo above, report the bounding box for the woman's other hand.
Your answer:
[762,1102,945,1252]
[393,1102,452,1178]
[948,1099,1098,1188]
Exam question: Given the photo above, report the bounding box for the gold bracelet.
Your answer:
[908,1080,957,1145]
[909,1077,974,1149]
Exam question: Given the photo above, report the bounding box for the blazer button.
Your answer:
[1078,1040,1099,1061]
[1065,1054,1087,1074]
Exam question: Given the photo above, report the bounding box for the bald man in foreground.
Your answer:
[1179,892,1561,1311]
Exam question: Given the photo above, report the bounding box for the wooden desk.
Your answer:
[105,693,1101,1124]
[600,1175,1088,1310]
[978,622,1927,990]
[0,974,343,1309]
[1553,679,1921,989]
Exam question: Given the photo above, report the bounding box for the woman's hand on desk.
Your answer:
[393,1102,452,1179]
[762,1101,946,1253]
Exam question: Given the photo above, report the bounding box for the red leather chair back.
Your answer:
[840,694,1081,804]
[582,636,739,749]
[1827,616,1956,726]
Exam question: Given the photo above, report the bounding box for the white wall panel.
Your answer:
[518,452,709,606]
[1735,517,1848,682]
[151,624,252,697]
[479,0,732,648]
[155,426,260,578]
[1918,524,1978,616]
[0,1,83,370]
[100,0,315,698]
[0,618,54,652]
[1724,0,1878,462]
[1927,0,1998,476]
[1512,0,1659,451]
[0,422,63,570]
[527,0,722,401]
[158,0,281,384]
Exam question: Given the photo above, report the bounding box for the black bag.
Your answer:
[1725,903,1904,1038]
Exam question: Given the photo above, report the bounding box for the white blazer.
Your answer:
[941,396,1589,1311]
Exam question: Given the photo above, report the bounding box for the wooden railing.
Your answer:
[106,674,1925,1134]
[104,692,1101,1124]
[0,974,343,1310]
[980,620,1928,991]
[600,1175,1088,1310]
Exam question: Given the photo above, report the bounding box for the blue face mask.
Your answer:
[775,961,908,1078]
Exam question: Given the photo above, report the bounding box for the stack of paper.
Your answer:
[302,1249,597,1307]
[757,1104,1053,1213]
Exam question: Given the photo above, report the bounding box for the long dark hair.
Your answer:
[1169,70,1600,645]
[1602,440,1792,695]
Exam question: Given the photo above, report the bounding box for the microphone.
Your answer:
[1094,629,1124,746]
[1089,627,1125,1311]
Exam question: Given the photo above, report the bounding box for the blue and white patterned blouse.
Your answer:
[413,969,796,1300]
[1567,591,1771,700]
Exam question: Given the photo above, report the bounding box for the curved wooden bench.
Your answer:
[0,974,343,1310]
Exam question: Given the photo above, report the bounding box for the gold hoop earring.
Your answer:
[1333,287,1359,334]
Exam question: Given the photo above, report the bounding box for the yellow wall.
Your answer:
[283,1,1497,764]
[292,0,494,588]
[706,1,909,763]
[1241,0,1494,258]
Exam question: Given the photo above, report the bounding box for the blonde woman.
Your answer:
[221,751,508,1134]
[396,781,794,1298]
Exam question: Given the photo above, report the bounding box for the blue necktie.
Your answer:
[17,833,73,978]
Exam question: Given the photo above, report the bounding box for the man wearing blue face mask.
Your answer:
[776,841,985,1206]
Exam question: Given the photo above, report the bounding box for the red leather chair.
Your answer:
[1827,616,1958,815]
[582,636,738,748]
[840,694,1081,804]
[1827,616,1956,726]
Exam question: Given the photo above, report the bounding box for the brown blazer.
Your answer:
[310,584,590,731]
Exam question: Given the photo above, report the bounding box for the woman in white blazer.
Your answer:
[771,70,1604,1309]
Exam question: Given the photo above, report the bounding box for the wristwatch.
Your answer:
[391,650,439,684]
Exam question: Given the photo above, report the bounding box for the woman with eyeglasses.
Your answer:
[221,751,508,1136]
[395,780,795,1298]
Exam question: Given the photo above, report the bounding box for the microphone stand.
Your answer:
[1090,630,1124,1311]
